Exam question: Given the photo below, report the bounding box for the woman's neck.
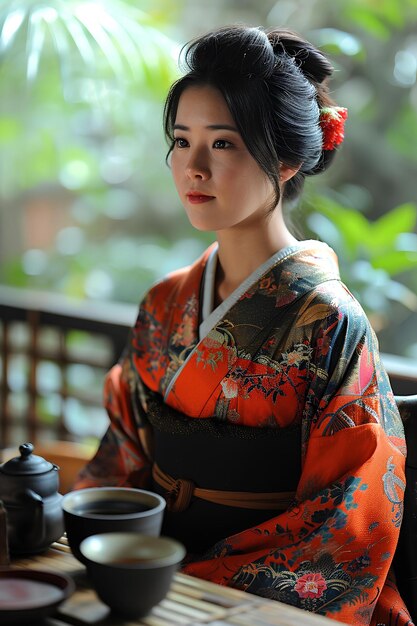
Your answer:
[214,210,298,304]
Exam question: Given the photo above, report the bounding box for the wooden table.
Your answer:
[11,537,344,626]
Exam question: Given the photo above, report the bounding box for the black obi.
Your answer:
[146,393,301,554]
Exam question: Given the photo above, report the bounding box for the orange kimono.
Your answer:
[75,241,412,625]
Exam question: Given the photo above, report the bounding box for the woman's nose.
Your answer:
[185,150,210,180]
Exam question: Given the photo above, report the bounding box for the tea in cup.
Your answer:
[62,487,166,563]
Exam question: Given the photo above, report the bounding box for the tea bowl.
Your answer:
[79,532,186,618]
[61,487,166,563]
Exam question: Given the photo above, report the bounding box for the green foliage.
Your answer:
[1,233,208,303]
[1,0,417,357]
[342,0,417,38]
[312,28,365,60]
[305,195,417,317]
[387,106,417,164]
[0,0,180,90]
[0,0,180,196]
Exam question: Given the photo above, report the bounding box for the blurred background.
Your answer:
[1,0,416,446]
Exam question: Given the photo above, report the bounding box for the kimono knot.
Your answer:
[167,478,195,512]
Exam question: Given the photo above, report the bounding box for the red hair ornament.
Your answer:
[320,106,348,151]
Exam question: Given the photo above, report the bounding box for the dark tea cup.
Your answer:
[80,532,186,618]
[61,487,166,563]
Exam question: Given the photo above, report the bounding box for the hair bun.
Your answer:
[267,29,333,85]
[182,26,276,79]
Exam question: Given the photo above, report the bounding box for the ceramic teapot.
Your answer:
[0,442,64,554]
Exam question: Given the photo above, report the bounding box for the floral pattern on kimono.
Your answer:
[75,241,411,626]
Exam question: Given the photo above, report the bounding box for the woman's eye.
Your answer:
[213,139,232,149]
[174,137,188,148]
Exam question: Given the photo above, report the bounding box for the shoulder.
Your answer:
[296,270,370,333]
[145,266,193,306]
[296,241,370,325]
[298,241,357,301]
[129,243,215,335]
[142,243,215,310]
[311,278,365,313]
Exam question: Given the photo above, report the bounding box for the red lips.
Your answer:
[186,191,215,204]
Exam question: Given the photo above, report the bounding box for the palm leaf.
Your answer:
[73,5,126,78]
[27,8,48,81]
[0,0,179,91]
[0,7,26,51]
[63,12,95,68]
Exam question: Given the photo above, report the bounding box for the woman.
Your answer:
[75,26,411,625]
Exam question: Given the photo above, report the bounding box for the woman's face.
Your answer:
[170,84,276,233]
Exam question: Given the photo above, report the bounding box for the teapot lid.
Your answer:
[1,443,54,476]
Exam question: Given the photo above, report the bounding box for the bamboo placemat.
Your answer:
[11,537,343,626]
[12,537,257,625]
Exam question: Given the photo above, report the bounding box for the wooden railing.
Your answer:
[0,286,136,446]
[0,285,416,448]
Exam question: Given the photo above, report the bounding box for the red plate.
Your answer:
[0,568,74,623]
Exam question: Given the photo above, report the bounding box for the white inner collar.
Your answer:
[199,240,317,340]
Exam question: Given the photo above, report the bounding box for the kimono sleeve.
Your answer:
[73,356,152,490]
[182,300,407,625]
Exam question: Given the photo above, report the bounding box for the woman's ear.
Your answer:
[279,163,301,183]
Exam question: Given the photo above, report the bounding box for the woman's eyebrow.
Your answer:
[173,123,239,132]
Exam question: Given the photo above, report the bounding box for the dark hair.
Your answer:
[164,25,339,204]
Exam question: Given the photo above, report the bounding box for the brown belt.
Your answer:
[152,463,296,513]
